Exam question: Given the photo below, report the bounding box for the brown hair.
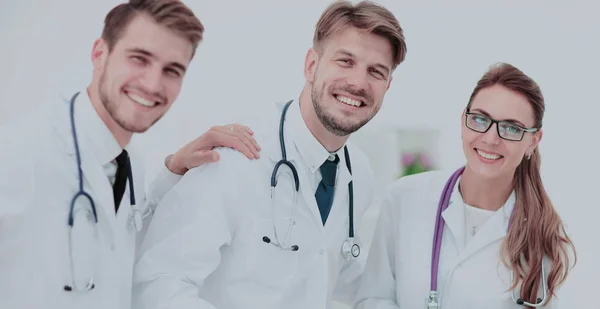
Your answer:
[313,0,407,69]
[466,62,576,306]
[102,0,204,55]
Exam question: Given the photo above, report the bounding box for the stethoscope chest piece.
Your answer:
[341,239,360,261]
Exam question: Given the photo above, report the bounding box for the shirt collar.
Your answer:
[286,100,347,174]
[75,90,124,166]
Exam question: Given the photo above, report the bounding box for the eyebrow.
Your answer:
[334,49,391,76]
[126,48,187,73]
[471,108,528,127]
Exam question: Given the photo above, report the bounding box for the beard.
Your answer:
[310,72,378,137]
[98,69,163,134]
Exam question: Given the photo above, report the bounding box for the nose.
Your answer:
[345,67,369,91]
[139,66,164,93]
[481,123,501,145]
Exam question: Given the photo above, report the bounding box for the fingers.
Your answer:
[202,127,256,160]
[209,124,261,159]
[230,124,254,135]
[227,124,261,156]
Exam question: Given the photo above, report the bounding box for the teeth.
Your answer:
[127,93,156,107]
[335,95,361,107]
[477,149,501,160]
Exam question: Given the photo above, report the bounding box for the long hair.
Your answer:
[466,63,576,306]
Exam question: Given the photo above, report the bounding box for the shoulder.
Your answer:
[383,168,460,212]
[0,104,53,164]
[184,146,263,185]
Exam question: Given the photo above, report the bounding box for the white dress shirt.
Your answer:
[464,202,495,244]
[132,100,375,309]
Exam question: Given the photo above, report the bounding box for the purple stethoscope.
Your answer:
[426,166,548,308]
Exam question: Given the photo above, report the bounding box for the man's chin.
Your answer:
[322,119,365,136]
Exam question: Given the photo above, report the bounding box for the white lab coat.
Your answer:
[132,100,375,309]
[0,91,179,309]
[354,169,559,309]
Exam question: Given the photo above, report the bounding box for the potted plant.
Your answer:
[399,151,434,178]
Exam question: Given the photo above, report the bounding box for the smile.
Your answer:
[334,95,363,107]
[476,148,503,160]
[125,91,158,107]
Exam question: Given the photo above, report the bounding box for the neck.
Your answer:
[86,85,132,148]
[298,86,348,152]
[459,166,514,211]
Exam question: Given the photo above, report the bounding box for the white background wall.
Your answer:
[1,0,598,307]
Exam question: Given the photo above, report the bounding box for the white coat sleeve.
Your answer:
[131,158,236,309]
[353,192,399,309]
[136,163,183,252]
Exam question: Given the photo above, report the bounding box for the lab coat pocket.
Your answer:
[246,218,300,290]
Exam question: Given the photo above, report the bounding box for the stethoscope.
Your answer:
[64,92,144,293]
[426,166,548,308]
[261,100,360,262]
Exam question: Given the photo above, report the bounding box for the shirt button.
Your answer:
[319,249,324,254]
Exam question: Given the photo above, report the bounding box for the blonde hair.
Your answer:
[313,0,407,69]
[467,63,576,306]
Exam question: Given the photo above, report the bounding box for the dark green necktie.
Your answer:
[315,154,339,225]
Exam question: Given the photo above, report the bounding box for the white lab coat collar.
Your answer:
[261,100,353,229]
[442,174,516,262]
[51,89,125,236]
[64,90,124,164]
[264,100,352,185]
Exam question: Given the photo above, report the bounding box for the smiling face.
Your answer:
[92,13,194,133]
[305,26,394,136]
[462,84,543,179]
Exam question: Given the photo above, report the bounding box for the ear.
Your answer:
[91,38,109,69]
[304,48,319,83]
[529,129,543,152]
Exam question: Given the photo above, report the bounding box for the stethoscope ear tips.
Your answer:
[291,245,299,251]
[262,236,271,244]
[516,299,524,305]
[63,283,95,292]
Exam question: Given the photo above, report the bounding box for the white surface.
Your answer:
[1,1,599,308]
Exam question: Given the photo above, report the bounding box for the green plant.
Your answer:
[399,151,434,178]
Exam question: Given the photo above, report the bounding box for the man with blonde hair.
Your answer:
[132,1,407,308]
[0,1,260,309]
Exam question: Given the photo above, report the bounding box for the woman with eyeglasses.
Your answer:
[354,62,576,309]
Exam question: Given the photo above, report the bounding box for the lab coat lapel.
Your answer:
[441,188,466,251]
[77,149,118,229]
[52,99,117,239]
[455,194,515,264]
[324,156,352,234]
[456,211,507,264]
[262,115,324,230]
[297,165,328,229]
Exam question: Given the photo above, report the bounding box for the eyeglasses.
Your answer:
[464,111,539,141]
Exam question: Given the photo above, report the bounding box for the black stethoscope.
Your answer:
[64,92,141,293]
[261,100,360,261]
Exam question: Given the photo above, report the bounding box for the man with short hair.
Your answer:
[132,1,408,308]
[0,1,259,309]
